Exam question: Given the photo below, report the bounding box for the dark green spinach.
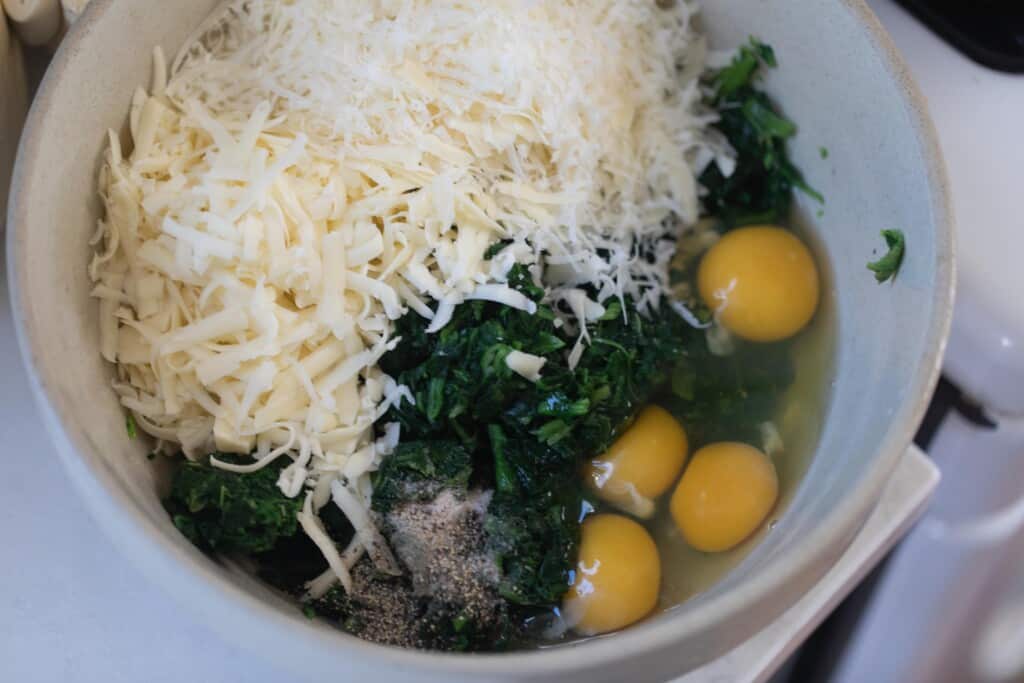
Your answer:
[662,336,794,448]
[371,441,474,514]
[700,38,822,228]
[164,456,302,555]
[378,267,694,613]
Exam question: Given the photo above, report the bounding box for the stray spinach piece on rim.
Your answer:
[867,229,906,283]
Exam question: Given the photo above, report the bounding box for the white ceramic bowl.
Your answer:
[7,0,954,680]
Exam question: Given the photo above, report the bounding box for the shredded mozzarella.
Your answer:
[505,351,547,383]
[298,492,354,593]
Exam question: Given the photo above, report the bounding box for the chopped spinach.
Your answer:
[713,37,777,101]
[306,581,515,652]
[700,38,822,228]
[255,500,354,594]
[377,267,694,615]
[381,267,688,461]
[371,441,473,514]
[164,456,302,555]
[485,486,584,607]
[483,240,513,260]
[304,583,359,625]
[155,463,354,597]
[126,413,137,439]
[867,229,906,283]
[420,601,514,652]
[662,335,794,448]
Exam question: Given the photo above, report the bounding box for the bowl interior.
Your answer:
[8,0,953,680]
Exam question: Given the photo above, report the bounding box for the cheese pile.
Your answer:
[91,0,720,590]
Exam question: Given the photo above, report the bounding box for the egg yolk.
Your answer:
[670,442,779,553]
[583,405,688,518]
[697,226,820,343]
[563,514,661,635]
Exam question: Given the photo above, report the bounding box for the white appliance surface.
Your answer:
[0,2,949,681]
[836,414,1024,683]
[836,2,1024,682]
[0,272,292,683]
[863,0,1024,415]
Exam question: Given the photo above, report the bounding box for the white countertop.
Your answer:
[0,265,292,683]
[0,1,944,680]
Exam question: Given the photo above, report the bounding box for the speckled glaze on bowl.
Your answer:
[7,0,954,681]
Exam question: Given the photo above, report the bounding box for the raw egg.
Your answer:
[563,514,661,635]
[670,442,778,553]
[697,226,819,342]
[583,405,688,518]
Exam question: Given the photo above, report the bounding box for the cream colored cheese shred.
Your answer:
[90,0,723,592]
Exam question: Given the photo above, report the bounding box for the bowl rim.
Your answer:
[6,0,955,678]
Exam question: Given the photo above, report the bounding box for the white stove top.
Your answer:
[837,4,1024,682]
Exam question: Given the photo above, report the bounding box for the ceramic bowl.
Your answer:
[7,0,954,680]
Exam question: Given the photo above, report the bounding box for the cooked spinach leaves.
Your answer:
[377,268,693,613]
[663,336,794,448]
[486,486,584,607]
[371,441,474,514]
[700,38,822,228]
[165,456,302,555]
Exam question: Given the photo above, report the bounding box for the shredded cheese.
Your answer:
[91,0,722,592]
[505,351,547,383]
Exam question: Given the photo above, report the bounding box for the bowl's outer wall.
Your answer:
[8,0,953,681]
[1,16,29,228]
